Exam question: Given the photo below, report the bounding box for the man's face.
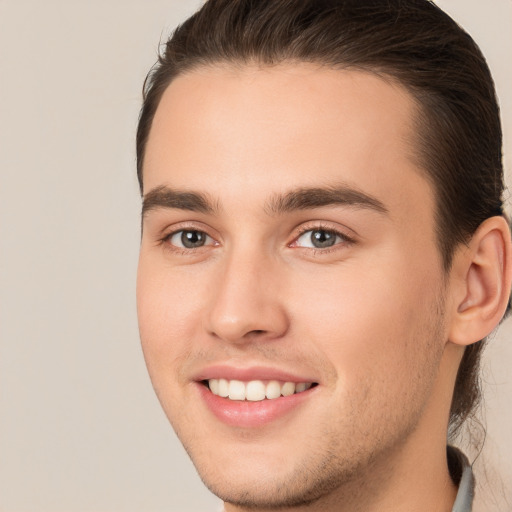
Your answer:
[137,65,452,508]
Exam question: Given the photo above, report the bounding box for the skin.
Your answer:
[137,64,508,511]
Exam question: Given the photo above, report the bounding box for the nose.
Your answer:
[206,250,289,344]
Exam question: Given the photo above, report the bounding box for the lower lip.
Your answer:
[196,383,317,428]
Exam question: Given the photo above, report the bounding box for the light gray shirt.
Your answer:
[449,446,474,512]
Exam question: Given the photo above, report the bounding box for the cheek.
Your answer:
[288,261,445,439]
[136,262,205,434]
[136,259,201,378]
[289,256,444,382]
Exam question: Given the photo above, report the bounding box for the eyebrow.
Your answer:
[265,185,388,215]
[141,183,388,218]
[142,185,219,217]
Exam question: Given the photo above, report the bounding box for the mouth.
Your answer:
[194,366,319,427]
[203,379,317,401]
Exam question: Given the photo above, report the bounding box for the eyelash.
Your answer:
[159,223,355,255]
[159,225,217,255]
[291,224,355,254]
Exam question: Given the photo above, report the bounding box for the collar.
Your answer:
[448,446,475,512]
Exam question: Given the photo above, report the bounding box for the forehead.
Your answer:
[143,63,433,222]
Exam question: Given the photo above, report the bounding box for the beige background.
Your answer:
[0,1,510,511]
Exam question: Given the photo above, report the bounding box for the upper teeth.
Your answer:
[208,379,312,401]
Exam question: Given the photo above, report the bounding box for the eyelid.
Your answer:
[159,221,220,250]
[167,229,216,249]
[289,222,356,250]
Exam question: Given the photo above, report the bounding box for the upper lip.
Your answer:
[192,364,319,384]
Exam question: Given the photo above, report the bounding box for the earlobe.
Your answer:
[449,216,512,346]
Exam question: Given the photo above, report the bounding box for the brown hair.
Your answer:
[136,0,507,435]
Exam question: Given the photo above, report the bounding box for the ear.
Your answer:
[448,216,512,346]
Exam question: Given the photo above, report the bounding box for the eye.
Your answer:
[167,230,214,249]
[294,228,347,249]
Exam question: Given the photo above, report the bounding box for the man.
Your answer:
[135,1,511,510]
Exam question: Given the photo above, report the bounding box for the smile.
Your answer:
[207,379,314,401]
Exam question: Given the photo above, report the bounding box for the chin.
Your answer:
[179,432,368,510]
[197,469,338,509]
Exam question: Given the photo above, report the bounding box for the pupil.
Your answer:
[181,230,205,248]
[311,230,335,248]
